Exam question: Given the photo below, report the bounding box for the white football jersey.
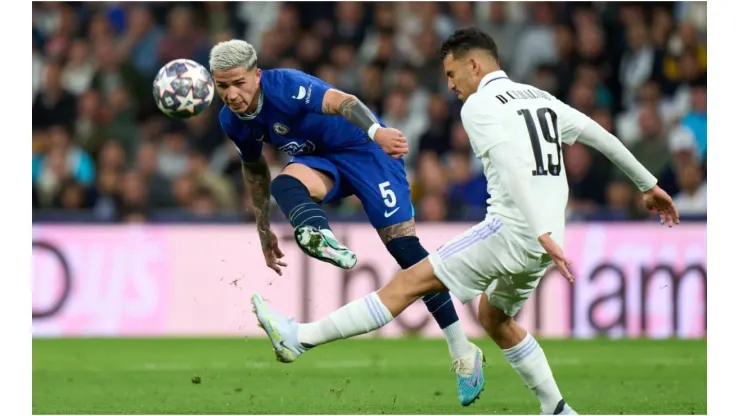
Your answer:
[460,70,592,251]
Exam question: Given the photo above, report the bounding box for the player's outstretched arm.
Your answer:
[242,156,287,274]
[321,89,409,157]
[574,120,679,226]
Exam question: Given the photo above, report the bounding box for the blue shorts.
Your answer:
[289,142,414,229]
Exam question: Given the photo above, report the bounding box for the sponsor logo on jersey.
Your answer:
[292,86,307,100]
[278,140,316,156]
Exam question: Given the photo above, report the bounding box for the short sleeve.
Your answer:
[553,99,592,146]
[460,94,509,157]
[219,106,264,162]
[267,69,331,115]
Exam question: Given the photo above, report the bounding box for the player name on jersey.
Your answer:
[495,89,553,105]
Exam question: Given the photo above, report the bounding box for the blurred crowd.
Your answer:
[31,1,708,223]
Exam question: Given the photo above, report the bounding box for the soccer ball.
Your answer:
[153,59,215,119]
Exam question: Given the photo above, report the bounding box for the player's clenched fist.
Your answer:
[260,228,287,275]
[374,127,409,159]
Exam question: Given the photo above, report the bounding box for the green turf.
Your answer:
[32,337,706,414]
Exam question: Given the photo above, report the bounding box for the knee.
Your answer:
[478,299,514,338]
[270,174,306,196]
[280,165,332,201]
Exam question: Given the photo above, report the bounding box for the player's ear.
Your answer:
[469,57,480,74]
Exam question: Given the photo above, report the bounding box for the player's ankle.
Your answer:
[442,321,471,360]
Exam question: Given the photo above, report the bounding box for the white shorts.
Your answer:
[428,218,551,316]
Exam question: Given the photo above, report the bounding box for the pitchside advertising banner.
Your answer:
[31,223,706,339]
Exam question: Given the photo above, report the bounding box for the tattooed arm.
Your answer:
[320,89,408,157]
[242,155,286,275]
[377,219,417,245]
[321,89,380,134]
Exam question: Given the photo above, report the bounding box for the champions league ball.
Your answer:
[153,59,215,119]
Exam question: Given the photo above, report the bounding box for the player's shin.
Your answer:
[297,291,394,347]
[270,174,331,231]
[386,236,471,359]
[297,268,423,347]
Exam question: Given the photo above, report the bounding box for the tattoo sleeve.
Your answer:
[323,94,379,132]
[377,219,416,245]
[242,156,272,246]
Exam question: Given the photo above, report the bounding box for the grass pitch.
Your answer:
[33,337,706,414]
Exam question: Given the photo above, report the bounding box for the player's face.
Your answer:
[443,54,478,102]
[214,67,262,113]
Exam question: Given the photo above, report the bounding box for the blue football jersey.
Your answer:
[219,69,377,162]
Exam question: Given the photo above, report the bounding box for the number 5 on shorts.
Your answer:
[378,181,400,218]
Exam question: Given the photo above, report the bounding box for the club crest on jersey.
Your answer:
[279,140,316,156]
[273,122,290,135]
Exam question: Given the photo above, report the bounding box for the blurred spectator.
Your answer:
[191,187,219,217]
[671,48,705,117]
[157,5,209,68]
[33,60,77,131]
[74,90,109,158]
[531,65,560,97]
[510,3,558,82]
[334,2,367,45]
[665,22,707,80]
[445,151,488,218]
[30,1,707,224]
[187,150,238,210]
[91,167,122,220]
[477,2,523,69]
[97,139,127,172]
[673,161,707,215]
[136,141,176,208]
[119,170,150,216]
[62,39,96,96]
[411,26,446,93]
[618,20,664,110]
[90,38,150,118]
[172,174,197,209]
[602,181,634,220]
[418,193,448,222]
[382,90,429,166]
[54,179,90,211]
[118,6,164,79]
[329,41,362,95]
[616,79,682,147]
[680,76,707,161]
[611,106,671,183]
[565,143,608,216]
[674,3,707,38]
[418,94,453,157]
[32,125,96,207]
[157,129,190,181]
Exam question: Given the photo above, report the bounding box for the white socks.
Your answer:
[296,293,474,360]
[503,332,563,414]
[298,291,392,346]
[442,321,473,359]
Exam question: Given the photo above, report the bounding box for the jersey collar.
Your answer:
[478,70,509,91]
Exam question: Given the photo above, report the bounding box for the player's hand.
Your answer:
[538,234,574,283]
[643,185,680,227]
[260,228,287,276]
[374,127,409,159]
